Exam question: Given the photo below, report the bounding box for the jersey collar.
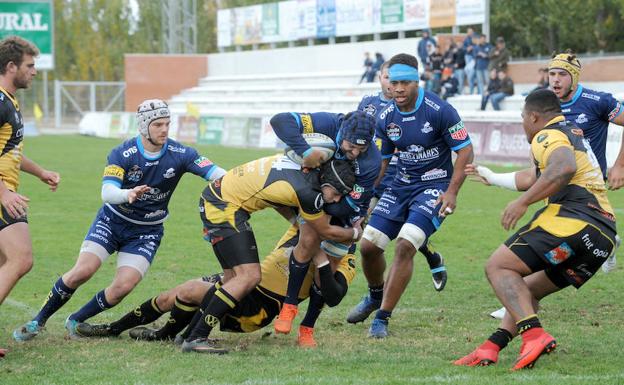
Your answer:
[560,84,583,108]
[0,86,19,110]
[396,88,424,116]
[135,136,168,160]
[543,115,565,128]
[379,92,391,103]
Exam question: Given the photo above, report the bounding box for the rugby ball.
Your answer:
[284,133,336,166]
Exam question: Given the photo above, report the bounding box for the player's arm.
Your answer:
[270,112,322,167]
[374,158,390,187]
[304,213,363,243]
[101,154,149,204]
[606,101,624,189]
[20,155,60,191]
[312,252,352,307]
[465,164,537,191]
[502,146,576,230]
[437,144,474,217]
[185,148,226,181]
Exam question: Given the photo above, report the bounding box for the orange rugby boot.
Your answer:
[274,303,298,334]
[453,340,500,367]
[297,325,317,348]
[512,328,556,370]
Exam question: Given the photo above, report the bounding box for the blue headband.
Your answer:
[389,63,419,81]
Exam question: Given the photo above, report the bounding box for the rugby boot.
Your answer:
[297,325,317,348]
[13,320,43,342]
[76,322,115,338]
[490,307,507,320]
[512,328,556,370]
[453,340,500,366]
[65,317,84,340]
[128,326,162,341]
[368,318,389,339]
[346,295,381,324]
[181,338,228,354]
[430,253,448,292]
[274,303,298,334]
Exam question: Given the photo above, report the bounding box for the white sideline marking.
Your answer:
[4,297,36,313]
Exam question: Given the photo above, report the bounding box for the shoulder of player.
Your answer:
[163,138,192,154]
[531,127,571,147]
[578,86,614,103]
[422,91,450,113]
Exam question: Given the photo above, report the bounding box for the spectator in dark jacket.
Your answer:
[359,52,374,84]
[474,34,491,95]
[441,68,459,100]
[367,52,385,82]
[417,30,437,68]
[452,44,466,94]
[480,69,501,110]
[488,36,510,72]
[482,70,514,110]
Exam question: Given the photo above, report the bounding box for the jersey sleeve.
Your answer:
[531,129,573,170]
[184,146,222,181]
[102,148,126,187]
[296,187,325,221]
[440,105,472,151]
[336,253,357,286]
[270,112,340,157]
[602,93,623,122]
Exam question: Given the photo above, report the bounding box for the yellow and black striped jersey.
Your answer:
[531,116,616,230]
[259,224,356,301]
[0,86,24,191]
[209,154,326,221]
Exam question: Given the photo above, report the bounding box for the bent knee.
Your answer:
[177,280,209,304]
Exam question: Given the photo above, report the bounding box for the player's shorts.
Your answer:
[505,205,617,289]
[368,182,448,241]
[0,203,28,231]
[199,184,252,242]
[82,205,163,264]
[219,286,282,333]
[199,184,259,268]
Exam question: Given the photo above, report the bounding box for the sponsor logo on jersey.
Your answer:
[194,156,213,168]
[575,113,588,124]
[421,121,433,133]
[402,116,415,122]
[421,168,448,181]
[300,114,314,134]
[349,183,365,200]
[581,92,600,101]
[400,146,440,162]
[448,121,468,140]
[375,138,382,150]
[144,209,166,219]
[379,104,394,119]
[386,123,402,141]
[127,165,143,182]
[145,160,159,166]
[608,102,622,121]
[163,168,175,178]
[138,187,171,202]
[314,193,324,210]
[167,145,186,153]
[424,98,440,111]
[363,104,377,116]
[544,242,574,265]
[536,133,548,143]
[103,165,124,179]
[571,128,584,136]
[123,146,138,158]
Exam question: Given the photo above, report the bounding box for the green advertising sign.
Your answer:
[261,2,279,38]
[0,0,54,70]
[198,116,224,145]
[381,0,404,25]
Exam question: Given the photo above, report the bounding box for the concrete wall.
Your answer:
[124,54,208,111]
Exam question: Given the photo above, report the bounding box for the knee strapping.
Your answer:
[362,225,391,250]
[397,224,426,250]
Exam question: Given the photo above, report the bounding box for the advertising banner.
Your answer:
[217,9,232,47]
[278,1,299,42]
[380,0,403,32]
[198,116,224,145]
[335,0,374,36]
[177,116,199,144]
[429,0,456,28]
[403,0,429,30]
[296,0,318,39]
[0,0,54,69]
[261,2,280,42]
[455,0,486,26]
[232,5,262,46]
[316,0,336,38]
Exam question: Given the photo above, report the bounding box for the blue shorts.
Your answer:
[83,205,164,264]
[369,182,448,240]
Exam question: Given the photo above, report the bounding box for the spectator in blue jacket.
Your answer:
[417,30,437,69]
[474,34,492,95]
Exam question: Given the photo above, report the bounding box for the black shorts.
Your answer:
[505,208,616,289]
[199,186,252,242]
[0,204,27,231]
[219,287,282,333]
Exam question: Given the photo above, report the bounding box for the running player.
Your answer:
[0,36,60,358]
[359,53,473,338]
[13,99,226,341]
[268,110,380,335]
[78,223,356,353]
[180,155,360,352]
[455,89,616,370]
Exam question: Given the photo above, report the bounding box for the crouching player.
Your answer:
[455,89,617,370]
[78,223,355,352]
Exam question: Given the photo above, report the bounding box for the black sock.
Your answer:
[187,287,237,341]
[33,277,75,325]
[284,251,311,306]
[300,283,324,328]
[419,242,441,269]
[516,314,541,335]
[368,284,384,301]
[487,328,513,350]
[155,297,198,339]
[109,297,163,335]
[181,284,217,340]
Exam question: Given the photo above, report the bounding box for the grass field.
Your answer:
[1,135,623,385]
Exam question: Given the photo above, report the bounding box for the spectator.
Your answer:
[452,43,466,94]
[443,42,457,71]
[488,36,510,72]
[490,69,514,110]
[524,67,549,95]
[440,67,459,100]
[359,52,374,84]
[474,34,492,95]
[480,69,501,110]
[428,46,444,94]
[463,27,477,94]
[417,29,437,69]
[420,68,433,91]
[368,52,385,82]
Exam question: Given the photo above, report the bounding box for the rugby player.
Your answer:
[0,36,60,358]
[347,62,447,327]
[455,89,616,370]
[268,110,380,335]
[78,223,356,352]
[180,155,359,352]
[357,53,473,338]
[13,99,226,341]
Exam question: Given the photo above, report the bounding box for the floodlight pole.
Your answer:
[161,0,197,53]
